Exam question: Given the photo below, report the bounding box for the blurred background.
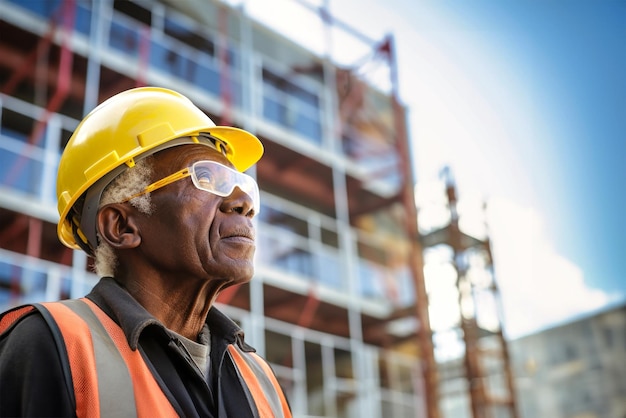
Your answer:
[0,0,624,417]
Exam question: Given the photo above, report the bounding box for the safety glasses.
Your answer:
[121,160,260,214]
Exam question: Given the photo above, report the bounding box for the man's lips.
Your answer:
[222,227,255,241]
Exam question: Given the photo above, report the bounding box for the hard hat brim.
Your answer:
[206,126,264,173]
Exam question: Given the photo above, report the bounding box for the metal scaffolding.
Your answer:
[421,169,518,418]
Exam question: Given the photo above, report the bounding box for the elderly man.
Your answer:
[0,87,291,417]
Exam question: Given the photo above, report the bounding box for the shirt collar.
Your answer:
[86,277,248,351]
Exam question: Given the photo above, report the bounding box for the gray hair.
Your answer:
[93,157,155,277]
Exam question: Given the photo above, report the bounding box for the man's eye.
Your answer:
[197,177,213,187]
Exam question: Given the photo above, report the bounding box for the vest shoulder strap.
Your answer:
[227,344,292,418]
[0,305,36,335]
[0,303,77,409]
[37,299,178,418]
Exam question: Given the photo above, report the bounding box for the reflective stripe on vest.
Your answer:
[41,298,178,418]
[227,345,292,418]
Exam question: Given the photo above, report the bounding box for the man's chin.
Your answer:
[221,263,255,285]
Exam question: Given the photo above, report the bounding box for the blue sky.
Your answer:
[464,1,625,293]
[252,0,626,338]
[461,0,626,297]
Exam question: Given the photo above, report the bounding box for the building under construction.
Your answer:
[0,1,517,417]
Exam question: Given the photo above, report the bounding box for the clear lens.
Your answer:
[190,161,260,213]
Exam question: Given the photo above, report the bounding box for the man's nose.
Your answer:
[220,186,256,217]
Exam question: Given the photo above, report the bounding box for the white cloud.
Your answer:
[486,197,621,339]
[422,195,620,359]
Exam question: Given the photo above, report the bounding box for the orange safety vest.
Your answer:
[0,298,292,418]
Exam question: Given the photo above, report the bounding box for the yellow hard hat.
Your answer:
[56,86,263,253]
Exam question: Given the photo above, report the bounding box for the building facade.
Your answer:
[511,304,626,418]
[0,0,430,416]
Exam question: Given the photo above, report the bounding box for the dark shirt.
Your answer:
[0,277,282,418]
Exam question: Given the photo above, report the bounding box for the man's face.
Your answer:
[136,144,257,286]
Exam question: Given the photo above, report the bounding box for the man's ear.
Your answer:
[97,204,141,249]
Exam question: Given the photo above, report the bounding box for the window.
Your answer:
[113,0,151,26]
[262,68,322,144]
[305,341,325,416]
